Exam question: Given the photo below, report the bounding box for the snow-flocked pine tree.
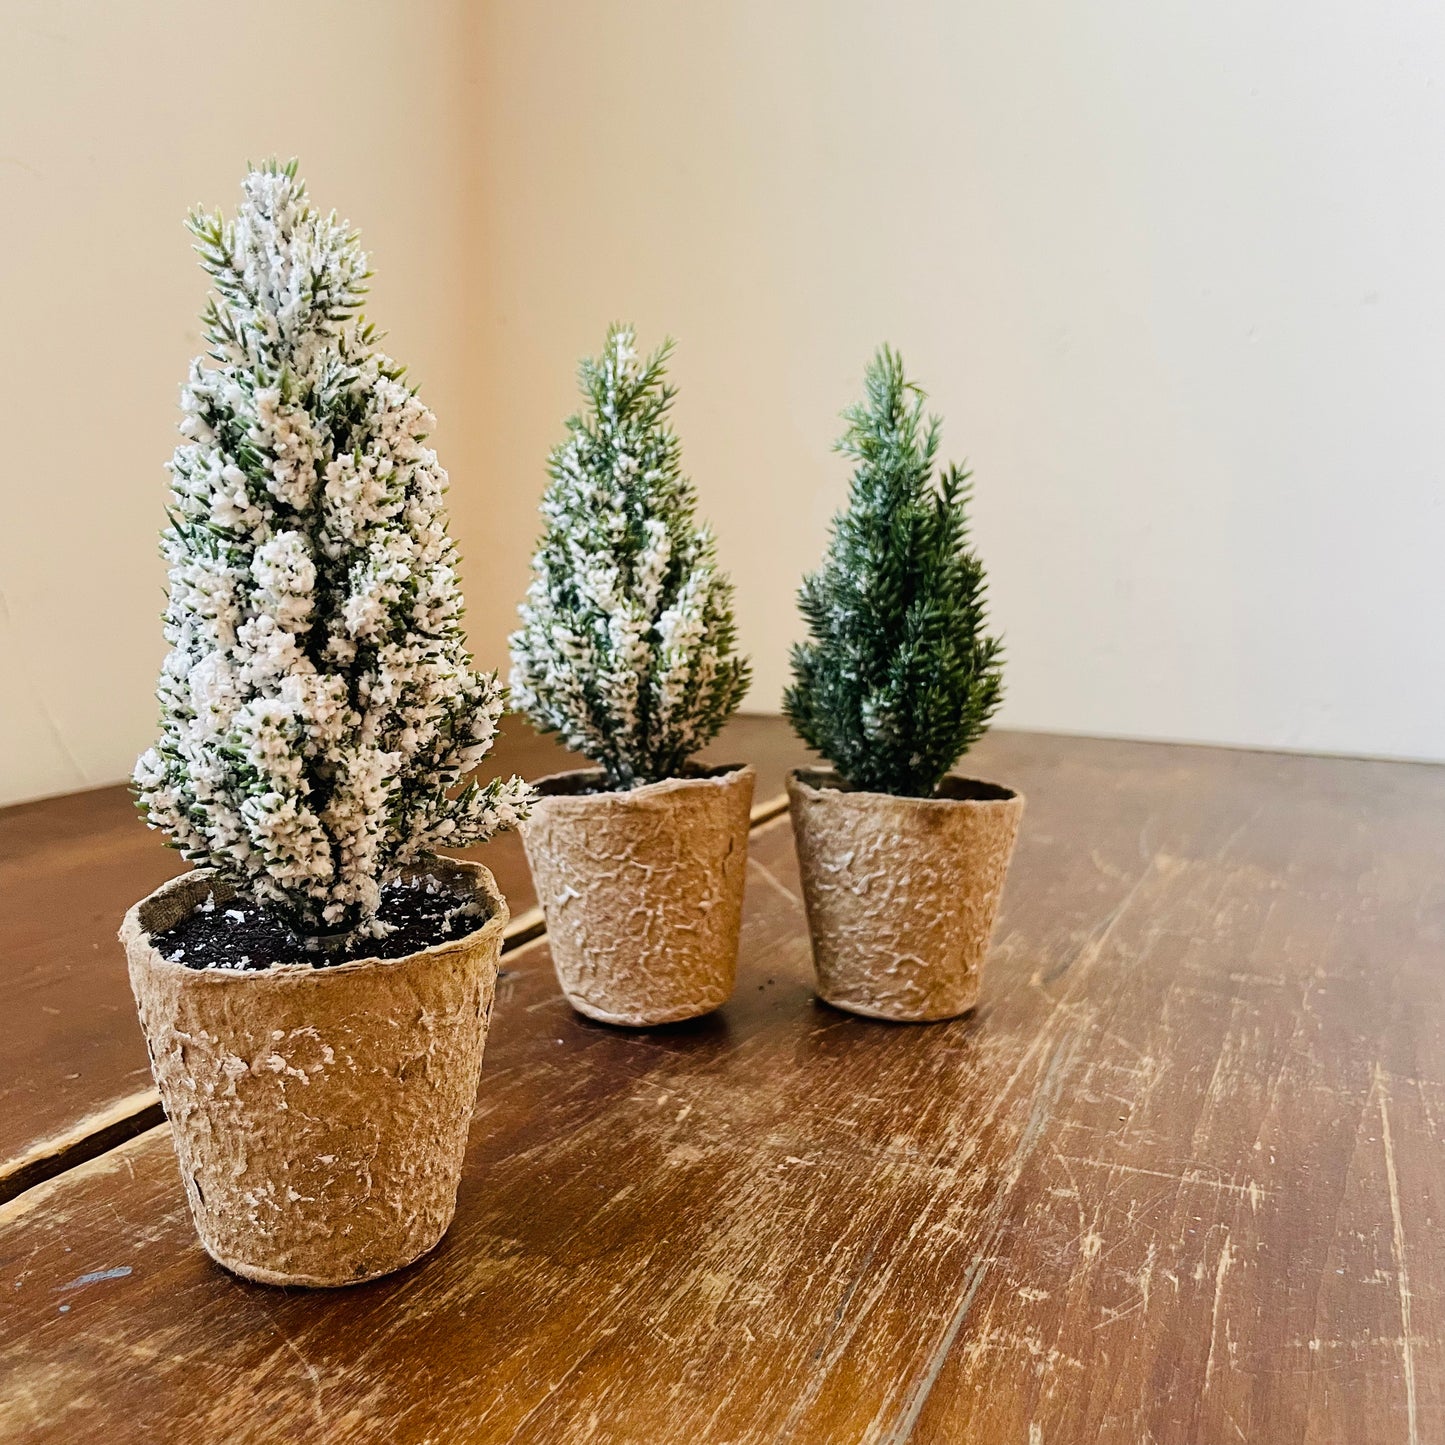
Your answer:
[509,325,750,790]
[134,161,531,940]
[784,345,1003,798]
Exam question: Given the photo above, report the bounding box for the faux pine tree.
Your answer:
[785,346,1003,798]
[134,161,530,941]
[509,325,750,789]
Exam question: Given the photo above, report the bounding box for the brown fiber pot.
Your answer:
[521,765,755,1026]
[119,857,507,1288]
[787,768,1024,1022]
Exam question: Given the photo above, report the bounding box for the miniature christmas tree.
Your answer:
[509,325,751,790]
[785,345,1003,798]
[134,161,530,941]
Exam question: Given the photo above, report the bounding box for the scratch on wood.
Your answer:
[500,1348,604,1444]
[1213,803,1264,863]
[1094,1296,1146,1331]
[813,1247,877,1361]
[748,857,804,909]
[1052,1154,1269,1200]
[1044,858,1159,985]
[262,1309,325,1432]
[1136,1242,1156,1312]
[880,1027,1086,1442]
[783,1012,1087,1434]
[1204,1230,1234,1389]
[1376,1065,1419,1445]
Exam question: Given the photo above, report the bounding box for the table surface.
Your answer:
[2,726,1443,1443]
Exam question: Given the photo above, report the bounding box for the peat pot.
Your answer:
[521,765,755,1026]
[787,768,1024,1023]
[119,857,507,1288]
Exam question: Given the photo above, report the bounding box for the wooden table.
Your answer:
[2,727,1442,1442]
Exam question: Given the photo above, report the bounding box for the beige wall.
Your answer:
[0,0,476,804]
[463,0,1445,762]
[4,0,1444,806]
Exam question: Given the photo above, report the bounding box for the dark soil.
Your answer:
[536,763,746,799]
[793,768,1017,803]
[151,876,487,972]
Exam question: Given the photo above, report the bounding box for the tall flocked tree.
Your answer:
[785,346,1003,798]
[509,325,750,789]
[134,161,530,941]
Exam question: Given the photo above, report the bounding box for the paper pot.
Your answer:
[119,857,507,1288]
[521,765,755,1026]
[787,768,1023,1022]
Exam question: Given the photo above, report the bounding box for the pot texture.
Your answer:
[119,857,507,1287]
[521,765,754,1026]
[787,769,1023,1022]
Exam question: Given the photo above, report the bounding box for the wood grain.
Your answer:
[0,715,809,1196]
[2,734,1440,1442]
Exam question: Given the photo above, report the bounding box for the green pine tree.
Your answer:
[784,346,1003,797]
[510,325,751,789]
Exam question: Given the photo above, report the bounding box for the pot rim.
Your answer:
[787,766,1023,809]
[527,761,755,806]
[119,856,509,983]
